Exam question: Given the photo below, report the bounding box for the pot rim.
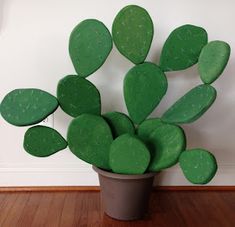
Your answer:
[92,166,157,180]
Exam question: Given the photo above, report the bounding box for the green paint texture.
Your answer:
[137,118,164,142]
[198,40,230,84]
[148,124,186,172]
[103,112,135,138]
[112,5,153,64]
[124,62,167,124]
[162,84,216,124]
[69,19,112,77]
[109,134,150,174]
[160,24,208,71]
[57,75,101,117]
[24,126,67,157]
[0,89,58,126]
[67,114,113,170]
[179,148,217,184]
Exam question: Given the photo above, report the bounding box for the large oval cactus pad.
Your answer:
[137,118,164,142]
[103,112,135,138]
[67,114,113,170]
[162,85,216,124]
[148,124,186,171]
[24,126,67,157]
[112,5,153,64]
[198,41,230,84]
[57,75,101,117]
[1,89,58,126]
[179,148,217,184]
[109,134,150,174]
[124,62,168,124]
[159,24,208,71]
[69,19,112,77]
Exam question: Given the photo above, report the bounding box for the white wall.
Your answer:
[0,0,234,186]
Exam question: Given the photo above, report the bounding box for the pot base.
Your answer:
[93,166,156,221]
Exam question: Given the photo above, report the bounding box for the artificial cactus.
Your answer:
[124,62,167,124]
[112,5,153,64]
[161,84,217,124]
[67,114,113,170]
[198,41,231,84]
[103,112,135,138]
[69,19,113,77]
[24,126,67,157]
[1,89,58,126]
[159,24,208,71]
[57,75,101,117]
[109,134,150,174]
[179,149,217,184]
[147,123,186,171]
[0,5,231,185]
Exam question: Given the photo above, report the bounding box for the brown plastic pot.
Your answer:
[93,166,156,221]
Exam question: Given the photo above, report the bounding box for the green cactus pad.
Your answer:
[124,62,167,124]
[159,24,208,71]
[1,89,58,126]
[69,19,112,77]
[179,148,217,184]
[148,124,186,171]
[137,118,164,142]
[23,126,67,157]
[198,41,231,84]
[67,114,113,170]
[162,84,216,124]
[112,5,154,64]
[103,112,135,138]
[57,75,101,117]
[109,134,150,174]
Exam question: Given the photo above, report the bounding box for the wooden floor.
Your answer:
[0,191,234,227]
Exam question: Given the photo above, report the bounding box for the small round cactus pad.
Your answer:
[109,134,150,174]
[159,24,208,71]
[198,41,230,84]
[24,126,67,157]
[148,123,186,171]
[179,148,217,184]
[103,112,135,138]
[67,114,113,170]
[1,89,58,126]
[137,118,164,142]
[57,75,101,117]
[112,5,153,64]
[162,84,216,124]
[124,62,167,124]
[69,19,112,77]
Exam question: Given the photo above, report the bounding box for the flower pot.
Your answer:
[93,166,156,221]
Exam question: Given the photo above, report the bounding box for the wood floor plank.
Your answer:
[0,191,234,226]
[0,193,19,226]
[1,192,30,227]
[17,192,43,226]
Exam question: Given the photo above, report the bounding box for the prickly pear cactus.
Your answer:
[162,85,217,124]
[103,112,135,138]
[112,5,153,64]
[109,134,150,174]
[198,41,231,84]
[24,126,67,157]
[69,19,113,77]
[0,5,231,185]
[1,89,58,126]
[179,149,217,184]
[57,75,101,117]
[124,62,167,124]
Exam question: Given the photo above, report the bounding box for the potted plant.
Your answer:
[0,5,230,221]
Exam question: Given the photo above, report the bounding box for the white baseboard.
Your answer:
[0,164,234,186]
